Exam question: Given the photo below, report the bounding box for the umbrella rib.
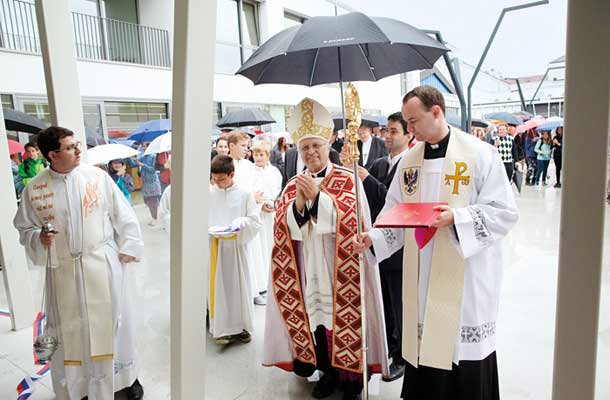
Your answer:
[309,48,320,87]
[358,44,377,81]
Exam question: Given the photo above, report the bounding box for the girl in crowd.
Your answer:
[270,136,287,172]
[553,127,563,188]
[138,142,163,226]
[524,129,539,185]
[534,131,553,186]
[108,159,134,204]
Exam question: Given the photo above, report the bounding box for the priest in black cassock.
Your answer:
[354,86,519,400]
[356,112,414,382]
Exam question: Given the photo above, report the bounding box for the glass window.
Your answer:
[284,12,305,29]
[71,0,100,16]
[23,101,51,125]
[215,42,242,75]
[241,2,259,47]
[104,101,168,133]
[1,94,14,109]
[216,0,240,44]
[83,103,103,136]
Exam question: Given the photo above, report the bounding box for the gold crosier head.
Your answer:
[344,83,362,163]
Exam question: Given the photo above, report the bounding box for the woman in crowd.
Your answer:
[108,159,134,204]
[534,131,553,186]
[524,129,539,185]
[552,127,563,188]
[270,136,287,172]
[138,142,163,226]
[18,142,48,186]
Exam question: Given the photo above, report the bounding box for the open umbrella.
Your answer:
[216,108,275,128]
[332,113,380,130]
[513,111,533,122]
[144,132,171,155]
[484,112,522,126]
[537,117,563,131]
[516,118,545,134]
[87,143,138,166]
[3,108,48,133]
[471,119,489,128]
[129,119,171,142]
[7,139,25,155]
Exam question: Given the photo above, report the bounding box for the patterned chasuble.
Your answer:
[271,166,364,373]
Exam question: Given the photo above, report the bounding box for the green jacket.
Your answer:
[18,157,47,185]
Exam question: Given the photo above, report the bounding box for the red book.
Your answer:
[373,202,447,228]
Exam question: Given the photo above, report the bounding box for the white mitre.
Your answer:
[287,98,334,145]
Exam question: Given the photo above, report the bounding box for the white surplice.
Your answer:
[208,184,261,338]
[13,164,144,400]
[369,142,519,364]
[251,163,282,293]
[159,184,171,233]
[263,163,390,376]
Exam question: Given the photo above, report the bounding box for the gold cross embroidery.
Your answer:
[445,161,470,195]
[292,99,332,143]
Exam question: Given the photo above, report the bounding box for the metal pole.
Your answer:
[423,30,467,131]
[529,66,564,107]
[514,78,527,111]
[467,0,549,130]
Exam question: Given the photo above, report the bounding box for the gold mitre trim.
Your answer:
[288,98,333,144]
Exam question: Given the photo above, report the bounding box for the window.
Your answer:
[83,103,103,137]
[23,101,51,125]
[1,94,14,109]
[284,11,305,29]
[215,0,260,73]
[104,101,168,133]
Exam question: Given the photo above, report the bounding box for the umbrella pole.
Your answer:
[340,75,369,399]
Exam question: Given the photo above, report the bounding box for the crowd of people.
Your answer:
[14,85,584,400]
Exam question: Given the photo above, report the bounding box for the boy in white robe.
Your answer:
[354,86,519,400]
[208,155,261,345]
[227,131,267,304]
[13,126,144,400]
[251,140,283,302]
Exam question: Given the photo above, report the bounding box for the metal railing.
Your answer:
[0,0,171,68]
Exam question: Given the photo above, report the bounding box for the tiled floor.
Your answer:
[1,183,609,399]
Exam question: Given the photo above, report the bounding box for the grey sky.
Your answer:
[345,0,567,78]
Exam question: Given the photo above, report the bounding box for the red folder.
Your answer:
[373,202,447,228]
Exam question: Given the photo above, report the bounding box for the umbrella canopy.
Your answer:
[484,112,522,126]
[516,118,545,134]
[87,143,138,166]
[332,113,380,130]
[129,119,171,142]
[3,108,48,134]
[471,119,489,128]
[236,12,449,86]
[537,117,563,131]
[216,108,276,128]
[144,132,171,155]
[7,139,25,155]
[513,111,533,122]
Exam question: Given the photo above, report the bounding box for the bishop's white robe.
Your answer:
[14,164,143,400]
[251,163,282,293]
[208,184,261,338]
[369,137,519,366]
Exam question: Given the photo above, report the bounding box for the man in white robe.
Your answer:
[227,131,268,304]
[263,98,389,400]
[14,126,144,400]
[208,155,261,345]
[354,86,519,399]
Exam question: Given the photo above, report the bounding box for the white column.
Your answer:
[552,1,610,399]
[170,0,216,398]
[0,110,35,330]
[34,0,87,158]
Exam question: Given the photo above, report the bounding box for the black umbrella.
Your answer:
[471,118,489,128]
[484,112,521,126]
[216,108,276,128]
[332,113,380,131]
[3,108,48,133]
[236,12,449,86]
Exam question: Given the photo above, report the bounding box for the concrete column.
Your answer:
[552,1,610,399]
[0,110,36,330]
[170,0,216,398]
[35,0,87,158]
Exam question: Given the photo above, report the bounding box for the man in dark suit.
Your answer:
[358,112,413,382]
[281,145,341,188]
[357,125,388,170]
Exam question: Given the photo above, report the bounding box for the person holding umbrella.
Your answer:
[137,143,162,226]
[354,86,518,400]
[552,127,564,188]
